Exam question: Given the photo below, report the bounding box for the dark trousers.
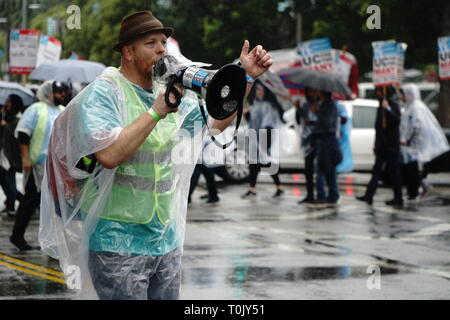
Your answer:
[365,152,402,201]
[401,161,421,199]
[304,151,316,199]
[249,163,280,188]
[0,167,23,211]
[316,168,339,203]
[188,164,218,201]
[11,173,40,241]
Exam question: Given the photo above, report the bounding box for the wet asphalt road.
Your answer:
[0,172,449,300]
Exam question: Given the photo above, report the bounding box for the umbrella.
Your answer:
[0,80,35,106]
[29,59,106,83]
[277,67,352,96]
[256,70,292,111]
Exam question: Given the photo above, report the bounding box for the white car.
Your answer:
[212,99,379,183]
[358,82,439,113]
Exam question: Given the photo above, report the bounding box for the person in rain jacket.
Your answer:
[241,81,285,199]
[38,11,272,300]
[10,81,65,250]
[399,84,449,201]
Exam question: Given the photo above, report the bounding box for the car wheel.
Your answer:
[216,163,251,184]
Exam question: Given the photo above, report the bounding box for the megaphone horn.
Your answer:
[165,64,247,120]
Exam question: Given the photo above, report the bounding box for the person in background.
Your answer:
[399,84,450,202]
[188,139,220,204]
[241,81,285,199]
[356,86,403,208]
[9,81,65,250]
[0,94,24,217]
[295,87,318,204]
[310,90,342,208]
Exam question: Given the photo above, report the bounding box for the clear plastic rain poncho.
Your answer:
[400,84,449,163]
[15,80,63,190]
[39,67,209,299]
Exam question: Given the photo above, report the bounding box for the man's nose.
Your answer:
[157,42,166,54]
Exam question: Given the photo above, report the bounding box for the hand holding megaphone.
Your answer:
[152,88,180,120]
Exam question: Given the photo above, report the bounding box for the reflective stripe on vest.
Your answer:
[82,70,181,225]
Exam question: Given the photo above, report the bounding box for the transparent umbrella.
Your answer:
[29,59,106,83]
[0,80,35,106]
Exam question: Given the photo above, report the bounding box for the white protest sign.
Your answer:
[438,36,450,80]
[372,40,406,86]
[332,49,356,83]
[36,35,62,68]
[9,29,40,74]
[297,38,333,72]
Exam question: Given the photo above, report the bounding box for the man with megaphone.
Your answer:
[39,11,272,300]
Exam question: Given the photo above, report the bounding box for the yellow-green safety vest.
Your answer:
[29,102,63,164]
[82,73,181,226]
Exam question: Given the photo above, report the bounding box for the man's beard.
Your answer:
[54,97,66,106]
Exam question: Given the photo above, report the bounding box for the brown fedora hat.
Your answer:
[113,11,173,52]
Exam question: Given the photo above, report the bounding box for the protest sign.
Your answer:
[36,35,62,68]
[296,38,333,72]
[372,40,407,87]
[9,29,40,74]
[438,36,450,80]
[332,49,357,83]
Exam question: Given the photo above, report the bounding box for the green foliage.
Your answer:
[0,0,445,75]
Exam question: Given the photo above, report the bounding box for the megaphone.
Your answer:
[153,55,247,120]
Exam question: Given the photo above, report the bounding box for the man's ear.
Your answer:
[122,45,134,62]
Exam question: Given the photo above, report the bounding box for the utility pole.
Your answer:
[22,0,28,29]
[21,0,28,84]
[296,12,302,44]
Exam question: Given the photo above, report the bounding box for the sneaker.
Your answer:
[326,200,340,208]
[420,183,433,198]
[356,195,373,205]
[206,197,220,203]
[6,210,16,218]
[241,190,257,199]
[306,200,328,209]
[200,194,209,200]
[385,199,403,208]
[272,189,284,198]
[10,236,33,251]
[298,197,315,205]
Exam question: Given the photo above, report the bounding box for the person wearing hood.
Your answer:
[0,94,25,217]
[9,80,64,251]
[241,81,285,199]
[399,84,449,201]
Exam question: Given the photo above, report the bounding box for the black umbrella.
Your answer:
[277,67,352,96]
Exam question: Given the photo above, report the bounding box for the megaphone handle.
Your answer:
[165,76,182,108]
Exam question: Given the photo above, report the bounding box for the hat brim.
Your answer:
[113,27,174,52]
